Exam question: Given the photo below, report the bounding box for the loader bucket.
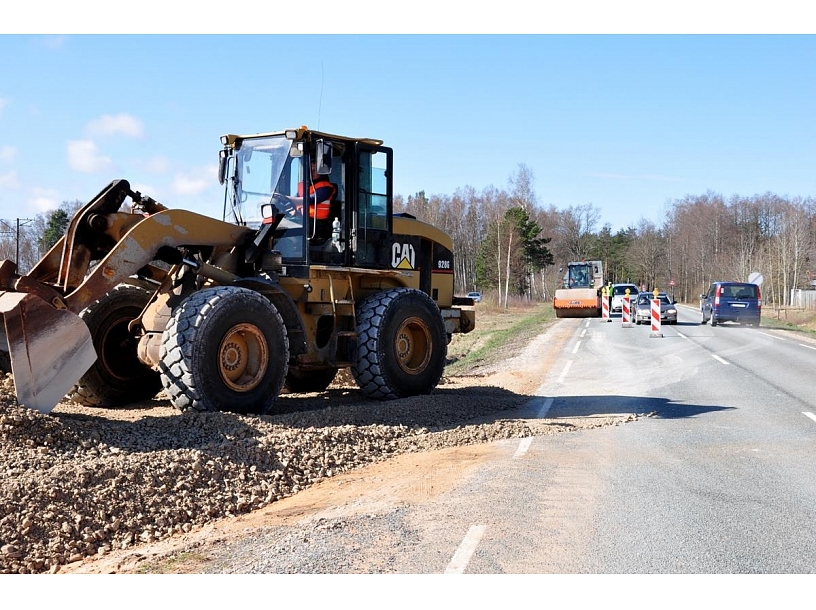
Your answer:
[0,291,97,414]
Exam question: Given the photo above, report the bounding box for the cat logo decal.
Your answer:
[391,242,415,270]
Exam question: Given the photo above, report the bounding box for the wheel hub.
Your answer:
[395,316,432,374]
[218,323,268,392]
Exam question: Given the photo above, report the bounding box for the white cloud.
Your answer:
[0,146,16,162]
[85,113,144,138]
[145,155,171,173]
[67,140,113,173]
[0,170,19,188]
[28,187,60,213]
[172,166,216,196]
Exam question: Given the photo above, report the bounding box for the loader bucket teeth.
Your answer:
[0,291,97,414]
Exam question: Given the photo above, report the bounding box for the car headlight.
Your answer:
[667,309,677,314]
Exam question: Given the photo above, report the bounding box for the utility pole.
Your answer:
[0,218,33,269]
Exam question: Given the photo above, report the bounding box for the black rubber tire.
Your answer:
[352,287,447,400]
[701,310,708,325]
[284,367,337,393]
[159,286,289,414]
[711,314,718,327]
[68,284,162,407]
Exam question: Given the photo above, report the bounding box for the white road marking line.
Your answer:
[513,438,532,459]
[803,412,816,424]
[580,329,587,337]
[557,360,573,382]
[759,332,785,341]
[537,397,554,418]
[445,524,487,574]
[711,354,729,365]
[572,341,581,354]
[799,344,816,351]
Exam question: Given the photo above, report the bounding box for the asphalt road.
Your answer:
[172,304,816,580]
[452,307,816,574]
[385,305,816,574]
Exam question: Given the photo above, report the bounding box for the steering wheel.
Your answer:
[271,192,298,216]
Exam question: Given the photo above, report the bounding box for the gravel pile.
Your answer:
[0,372,589,574]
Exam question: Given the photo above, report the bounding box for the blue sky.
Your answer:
[1,17,815,233]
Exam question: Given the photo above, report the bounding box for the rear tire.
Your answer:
[159,286,288,414]
[68,284,162,407]
[284,367,337,393]
[711,314,718,327]
[352,288,447,400]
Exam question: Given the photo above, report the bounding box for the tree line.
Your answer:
[395,168,816,307]
[3,176,813,308]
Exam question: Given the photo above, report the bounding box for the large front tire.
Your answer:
[68,284,162,407]
[352,288,447,400]
[159,287,289,414]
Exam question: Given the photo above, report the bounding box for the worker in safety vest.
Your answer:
[274,159,336,221]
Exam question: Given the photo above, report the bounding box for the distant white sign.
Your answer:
[748,272,764,286]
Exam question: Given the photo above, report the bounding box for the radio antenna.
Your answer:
[317,61,324,131]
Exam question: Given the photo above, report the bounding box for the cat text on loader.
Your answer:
[0,127,475,414]
[552,260,604,318]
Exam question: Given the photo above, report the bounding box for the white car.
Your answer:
[467,291,482,303]
[610,283,638,313]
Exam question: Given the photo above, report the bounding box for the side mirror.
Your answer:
[315,139,333,175]
[218,149,228,185]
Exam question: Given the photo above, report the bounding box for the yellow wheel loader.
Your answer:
[552,260,604,318]
[0,127,475,414]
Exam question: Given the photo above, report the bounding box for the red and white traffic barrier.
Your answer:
[622,294,632,327]
[602,291,610,322]
[650,295,663,337]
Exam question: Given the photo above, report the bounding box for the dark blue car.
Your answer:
[700,281,761,327]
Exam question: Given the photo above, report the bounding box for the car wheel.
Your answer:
[710,314,718,327]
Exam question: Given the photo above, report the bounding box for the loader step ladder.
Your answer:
[329,273,357,367]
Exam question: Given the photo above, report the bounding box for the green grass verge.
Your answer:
[445,303,556,375]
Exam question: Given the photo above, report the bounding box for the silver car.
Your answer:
[635,292,678,325]
[610,283,639,312]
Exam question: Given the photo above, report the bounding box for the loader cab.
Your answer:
[221,129,394,276]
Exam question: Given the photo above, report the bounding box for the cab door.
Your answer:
[352,145,392,268]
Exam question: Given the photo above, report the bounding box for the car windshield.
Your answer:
[638,295,671,305]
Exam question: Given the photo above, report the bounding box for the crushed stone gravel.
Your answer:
[0,319,635,574]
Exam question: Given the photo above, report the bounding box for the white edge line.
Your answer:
[803,412,816,423]
[537,397,554,418]
[711,354,729,365]
[557,360,573,382]
[759,332,785,341]
[512,437,533,460]
[799,344,816,351]
[445,524,487,574]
